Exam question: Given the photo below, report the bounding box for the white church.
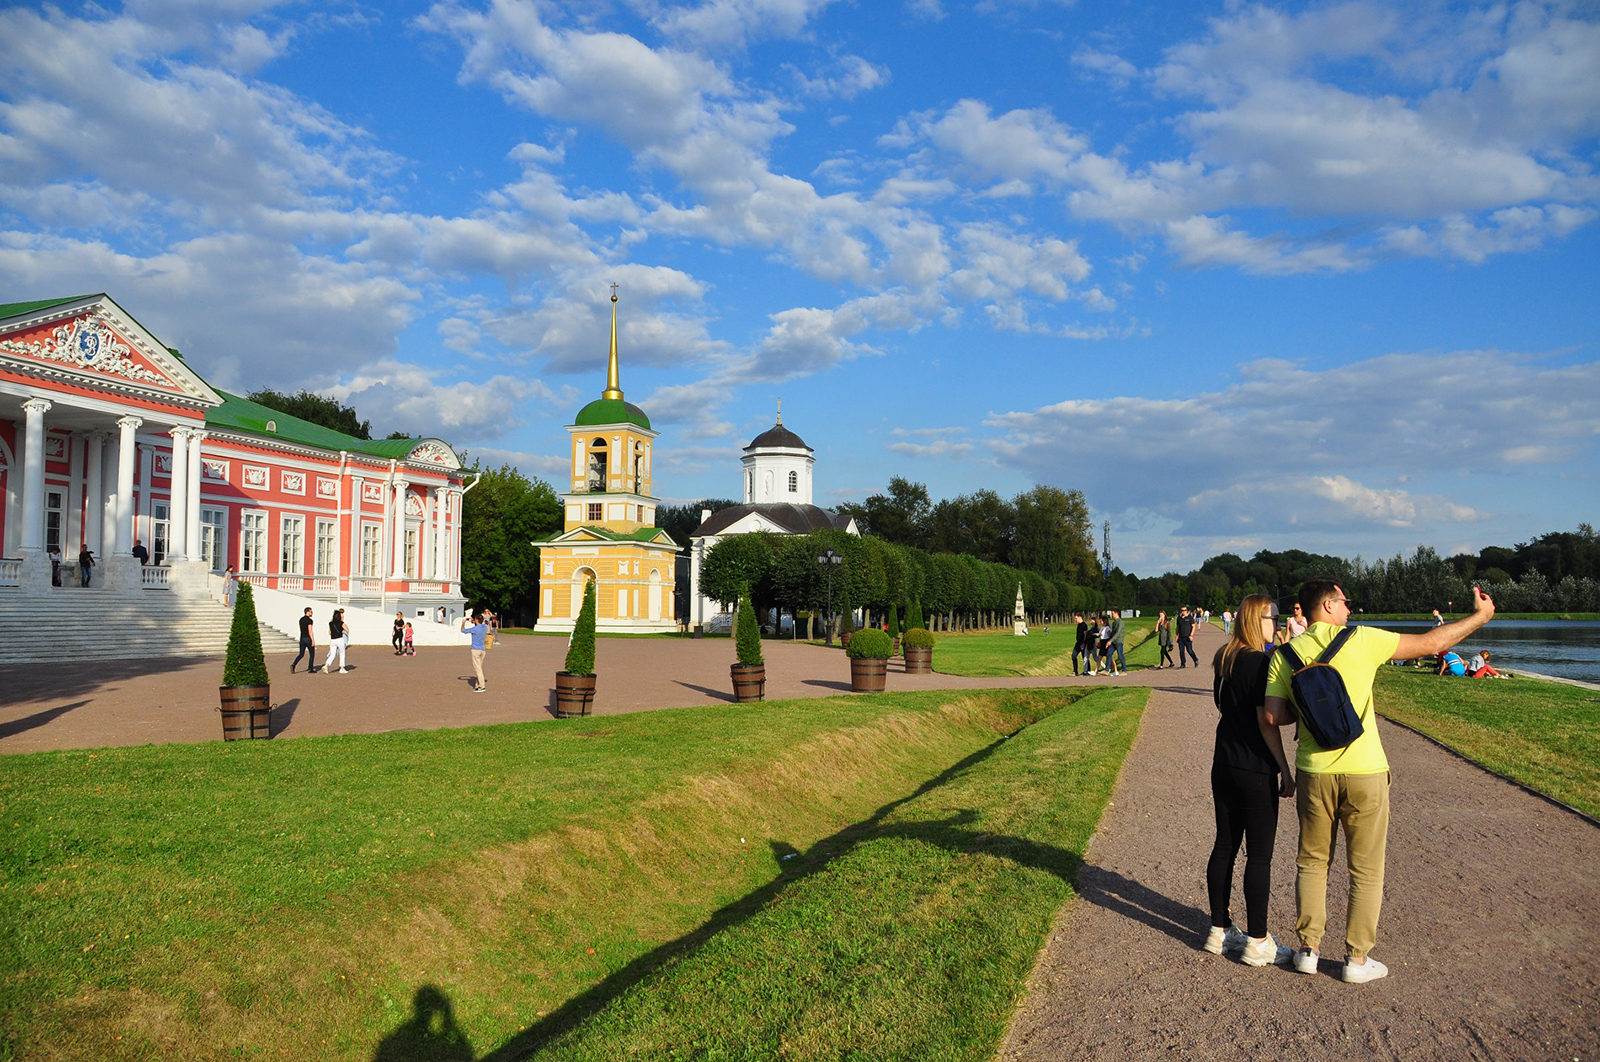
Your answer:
[685,409,858,631]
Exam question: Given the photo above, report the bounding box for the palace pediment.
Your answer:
[0,295,222,409]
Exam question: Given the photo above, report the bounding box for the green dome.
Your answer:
[575,396,651,429]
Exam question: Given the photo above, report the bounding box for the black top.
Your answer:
[1177,613,1195,638]
[1212,648,1277,775]
[1075,620,1089,650]
[298,615,313,639]
[329,616,345,639]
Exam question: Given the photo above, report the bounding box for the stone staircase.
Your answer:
[0,588,299,665]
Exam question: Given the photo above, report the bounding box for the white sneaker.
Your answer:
[1241,933,1294,967]
[1293,947,1320,974]
[1204,925,1248,955]
[1342,956,1389,984]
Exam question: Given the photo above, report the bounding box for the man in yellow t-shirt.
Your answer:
[1264,579,1495,985]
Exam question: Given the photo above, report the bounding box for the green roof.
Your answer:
[209,390,437,461]
[574,396,651,429]
[0,295,100,320]
[539,526,677,546]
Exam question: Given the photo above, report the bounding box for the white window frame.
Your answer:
[360,521,383,577]
[199,507,226,572]
[280,514,305,576]
[404,524,419,578]
[315,518,338,577]
[240,509,268,573]
[45,489,63,554]
[151,501,169,565]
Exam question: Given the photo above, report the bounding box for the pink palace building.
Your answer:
[0,294,470,619]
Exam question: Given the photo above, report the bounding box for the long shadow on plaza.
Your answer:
[0,656,202,707]
[466,731,1091,1061]
[0,700,90,740]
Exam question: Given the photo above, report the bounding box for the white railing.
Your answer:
[313,577,339,592]
[0,558,21,587]
[358,579,385,595]
[410,580,447,594]
[140,565,171,589]
[242,574,268,587]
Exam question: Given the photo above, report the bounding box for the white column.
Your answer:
[111,415,142,560]
[19,398,50,552]
[428,487,444,580]
[450,489,462,580]
[100,437,117,559]
[166,427,190,561]
[186,430,206,560]
[390,478,409,578]
[83,433,106,556]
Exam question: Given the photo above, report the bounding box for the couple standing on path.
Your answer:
[1205,579,1497,984]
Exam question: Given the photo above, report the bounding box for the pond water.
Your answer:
[1353,620,1600,686]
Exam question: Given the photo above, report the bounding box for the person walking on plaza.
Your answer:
[1156,610,1175,668]
[1263,579,1496,985]
[403,622,415,656]
[1176,605,1200,668]
[325,608,349,674]
[291,607,318,673]
[1071,612,1089,676]
[78,546,94,587]
[1106,609,1127,674]
[393,610,406,655]
[461,610,490,692]
[1204,594,1294,967]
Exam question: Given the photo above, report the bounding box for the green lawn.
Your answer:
[1375,668,1600,818]
[932,620,1160,677]
[0,685,1139,1061]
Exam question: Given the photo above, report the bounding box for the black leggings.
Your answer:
[1206,762,1279,938]
[1159,642,1175,666]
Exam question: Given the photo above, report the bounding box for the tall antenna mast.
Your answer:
[1102,521,1113,579]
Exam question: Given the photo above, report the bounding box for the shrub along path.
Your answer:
[1000,675,1600,1060]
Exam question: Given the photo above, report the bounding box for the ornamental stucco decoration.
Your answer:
[410,441,459,466]
[0,314,172,388]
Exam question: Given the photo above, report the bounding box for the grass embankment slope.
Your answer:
[0,685,1145,1061]
[1375,668,1600,819]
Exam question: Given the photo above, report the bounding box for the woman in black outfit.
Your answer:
[1204,593,1294,966]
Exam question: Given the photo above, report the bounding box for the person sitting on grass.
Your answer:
[1436,650,1467,676]
[1469,649,1502,678]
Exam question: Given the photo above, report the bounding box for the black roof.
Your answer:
[692,503,848,537]
[744,423,811,452]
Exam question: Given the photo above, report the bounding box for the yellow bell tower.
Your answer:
[534,288,681,633]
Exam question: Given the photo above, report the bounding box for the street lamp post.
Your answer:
[818,549,842,646]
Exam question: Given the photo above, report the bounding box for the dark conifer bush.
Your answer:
[222,581,270,687]
[564,579,598,676]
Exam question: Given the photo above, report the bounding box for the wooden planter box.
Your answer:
[903,646,933,674]
[849,657,887,692]
[731,663,766,702]
[554,672,597,718]
[219,685,272,740]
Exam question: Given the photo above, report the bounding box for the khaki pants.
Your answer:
[470,648,487,690]
[1296,770,1391,961]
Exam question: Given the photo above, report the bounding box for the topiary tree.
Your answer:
[222,581,270,687]
[564,578,598,676]
[734,585,763,666]
[845,627,893,659]
[901,626,935,649]
[887,602,900,639]
[907,599,925,631]
[838,600,856,636]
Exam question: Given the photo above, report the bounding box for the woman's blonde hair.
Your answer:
[1213,593,1275,678]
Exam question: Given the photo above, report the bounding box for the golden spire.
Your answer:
[602,283,623,400]
[776,398,782,426]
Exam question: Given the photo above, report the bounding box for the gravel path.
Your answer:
[1000,677,1600,1061]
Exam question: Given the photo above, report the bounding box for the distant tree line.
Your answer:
[1138,525,1600,615]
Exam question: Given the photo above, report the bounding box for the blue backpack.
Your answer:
[1278,627,1363,749]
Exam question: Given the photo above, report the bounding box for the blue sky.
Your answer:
[2,0,1596,575]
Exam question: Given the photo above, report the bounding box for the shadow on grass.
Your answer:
[461,730,1086,1061]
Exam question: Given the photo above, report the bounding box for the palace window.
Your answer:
[315,519,337,576]
[360,523,383,577]
[788,471,798,493]
[280,515,304,575]
[240,511,267,573]
[588,503,603,522]
[199,508,226,571]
